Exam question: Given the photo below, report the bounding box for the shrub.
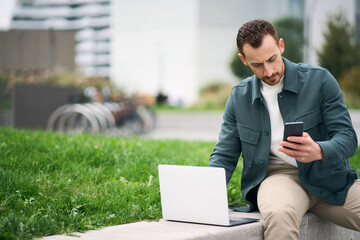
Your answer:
[339,66,360,109]
[0,71,123,110]
[317,12,360,81]
[192,82,233,109]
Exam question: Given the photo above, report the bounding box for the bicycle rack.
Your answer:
[47,102,155,135]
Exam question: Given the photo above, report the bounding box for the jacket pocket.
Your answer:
[297,108,322,131]
[306,160,350,192]
[237,124,260,168]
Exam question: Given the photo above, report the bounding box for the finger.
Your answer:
[288,143,301,150]
[285,136,303,145]
[278,144,300,154]
[279,141,293,149]
[279,141,301,151]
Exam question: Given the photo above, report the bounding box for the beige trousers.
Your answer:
[257,164,360,240]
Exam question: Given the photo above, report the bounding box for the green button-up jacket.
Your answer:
[209,58,358,211]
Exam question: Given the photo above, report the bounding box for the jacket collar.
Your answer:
[251,57,299,105]
[282,58,299,94]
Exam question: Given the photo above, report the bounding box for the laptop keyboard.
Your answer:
[230,219,247,224]
[229,217,259,225]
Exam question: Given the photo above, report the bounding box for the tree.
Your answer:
[230,51,254,80]
[317,12,360,81]
[339,66,360,108]
[273,17,304,63]
[230,17,304,81]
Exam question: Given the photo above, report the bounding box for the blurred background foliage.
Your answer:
[317,12,360,80]
[229,52,253,80]
[340,67,360,109]
[0,70,123,110]
[318,12,360,109]
[274,17,304,63]
[192,81,232,109]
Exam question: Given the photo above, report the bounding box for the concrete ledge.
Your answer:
[42,211,360,240]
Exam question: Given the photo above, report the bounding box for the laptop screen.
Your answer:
[158,165,231,226]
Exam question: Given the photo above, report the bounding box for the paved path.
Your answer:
[144,110,360,144]
[143,111,222,141]
[350,110,360,144]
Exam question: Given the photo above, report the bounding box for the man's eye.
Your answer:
[268,56,276,62]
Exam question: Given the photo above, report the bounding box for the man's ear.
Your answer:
[278,38,285,54]
[238,53,248,66]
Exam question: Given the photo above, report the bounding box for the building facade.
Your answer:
[10,0,111,77]
[0,29,76,71]
[111,0,304,105]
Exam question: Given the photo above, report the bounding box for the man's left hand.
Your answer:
[278,132,323,163]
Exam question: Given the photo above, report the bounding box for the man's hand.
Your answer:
[277,132,323,163]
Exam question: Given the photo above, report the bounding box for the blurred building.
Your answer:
[111,0,304,105]
[9,0,111,77]
[0,30,76,71]
[3,0,360,105]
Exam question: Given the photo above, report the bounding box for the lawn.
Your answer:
[0,127,244,239]
[0,127,359,240]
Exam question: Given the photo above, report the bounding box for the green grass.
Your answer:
[0,127,359,240]
[0,127,244,239]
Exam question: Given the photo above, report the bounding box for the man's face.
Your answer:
[238,34,285,86]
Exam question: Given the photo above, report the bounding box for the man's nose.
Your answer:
[264,64,273,77]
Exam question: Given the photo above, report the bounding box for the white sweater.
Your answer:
[260,77,297,167]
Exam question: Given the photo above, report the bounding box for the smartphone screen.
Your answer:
[283,122,304,142]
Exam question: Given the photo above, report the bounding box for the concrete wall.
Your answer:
[12,84,80,130]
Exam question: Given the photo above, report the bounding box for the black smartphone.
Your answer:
[283,122,304,142]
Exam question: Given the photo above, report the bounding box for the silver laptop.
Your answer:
[158,164,259,226]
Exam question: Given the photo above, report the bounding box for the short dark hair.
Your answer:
[236,19,279,56]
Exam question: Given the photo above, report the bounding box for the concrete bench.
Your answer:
[42,211,360,240]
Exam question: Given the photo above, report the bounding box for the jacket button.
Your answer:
[259,158,264,164]
[264,130,269,136]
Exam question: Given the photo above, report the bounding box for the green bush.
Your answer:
[0,71,123,110]
[340,67,360,109]
[230,52,254,80]
[317,12,360,80]
[273,17,304,63]
[192,82,234,110]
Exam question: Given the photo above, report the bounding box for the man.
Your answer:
[209,19,360,239]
